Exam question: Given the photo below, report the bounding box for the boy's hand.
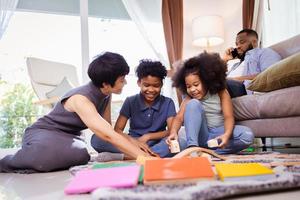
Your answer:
[137,134,150,144]
[215,134,230,148]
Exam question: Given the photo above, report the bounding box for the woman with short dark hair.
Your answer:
[0,52,155,173]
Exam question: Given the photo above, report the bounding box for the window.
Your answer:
[88,18,159,100]
[88,17,160,123]
[0,0,165,148]
[262,0,300,46]
[0,10,81,148]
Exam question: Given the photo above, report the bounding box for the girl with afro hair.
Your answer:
[167,52,254,154]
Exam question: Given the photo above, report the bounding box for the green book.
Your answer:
[92,162,134,169]
[92,162,144,183]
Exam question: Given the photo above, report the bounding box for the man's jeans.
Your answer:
[226,79,247,98]
[179,99,254,154]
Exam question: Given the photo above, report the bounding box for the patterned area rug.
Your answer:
[70,152,300,200]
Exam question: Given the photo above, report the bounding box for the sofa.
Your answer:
[232,34,300,147]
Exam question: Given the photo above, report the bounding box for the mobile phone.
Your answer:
[231,48,239,58]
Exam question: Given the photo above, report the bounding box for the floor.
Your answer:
[0,148,89,200]
[1,138,300,200]
[2,168,300,200]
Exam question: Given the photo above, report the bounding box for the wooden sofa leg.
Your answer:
[261,137,267,151]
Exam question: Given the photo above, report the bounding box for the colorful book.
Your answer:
[92,162,135,169]
[143,157,215,184]
[64,165,141,195]
[215,163,275,181]
[92,162,144,183]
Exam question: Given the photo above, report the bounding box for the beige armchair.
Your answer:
[26,57,97,152]
[26,57,80,107]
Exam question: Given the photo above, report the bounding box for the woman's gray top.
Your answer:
[30,82,110,135]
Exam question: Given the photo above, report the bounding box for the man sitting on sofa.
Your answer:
[223,29,282,97]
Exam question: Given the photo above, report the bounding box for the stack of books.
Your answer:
[65,156,277,195]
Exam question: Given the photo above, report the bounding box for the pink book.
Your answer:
[64,165,141,195]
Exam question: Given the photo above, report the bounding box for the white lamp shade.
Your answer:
[192,15,224,47]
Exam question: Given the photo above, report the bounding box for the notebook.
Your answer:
[215,163,276,181]
[143,157,215,184]
[64,165,141,195]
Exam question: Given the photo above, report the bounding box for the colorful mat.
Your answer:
[69,152,300,200]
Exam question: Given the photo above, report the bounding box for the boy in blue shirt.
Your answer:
[91,60,176,158]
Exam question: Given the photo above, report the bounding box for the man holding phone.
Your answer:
[223,29,281,97]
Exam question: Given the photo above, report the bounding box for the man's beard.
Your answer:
[238,43,254,61]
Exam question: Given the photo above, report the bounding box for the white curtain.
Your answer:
[252,0,264,47]
[121,0,168,67]
[122,0,177,106]
[262,0,300,47]
[0,0,18,40]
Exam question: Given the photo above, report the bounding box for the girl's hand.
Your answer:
[166,132,178,146]
[215,134,230,148]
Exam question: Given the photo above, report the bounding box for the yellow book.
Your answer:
[215,163,275,181]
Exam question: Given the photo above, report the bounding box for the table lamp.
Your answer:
[192,15,224,50]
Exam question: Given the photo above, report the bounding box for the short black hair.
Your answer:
[172,52,227,95]
[88,52,129,88]
[135,60,167,81]
[237,29,258,39]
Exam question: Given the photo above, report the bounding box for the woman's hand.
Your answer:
[215,134,230,148]
[129,137,159,157]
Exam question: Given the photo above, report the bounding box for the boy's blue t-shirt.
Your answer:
[120,93,176,138]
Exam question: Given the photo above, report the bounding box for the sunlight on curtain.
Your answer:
[121,0,168,67]
[251,0,264,47]
[262,0,300,46]
[121,0,177,106]
[0,0,18,40]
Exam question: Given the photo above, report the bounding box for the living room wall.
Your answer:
[183,0,242,59]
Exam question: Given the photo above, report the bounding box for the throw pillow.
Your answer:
[46,77,74,99]
[247,52,300,92]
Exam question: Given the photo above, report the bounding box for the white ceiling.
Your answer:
[17,0,130,19]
